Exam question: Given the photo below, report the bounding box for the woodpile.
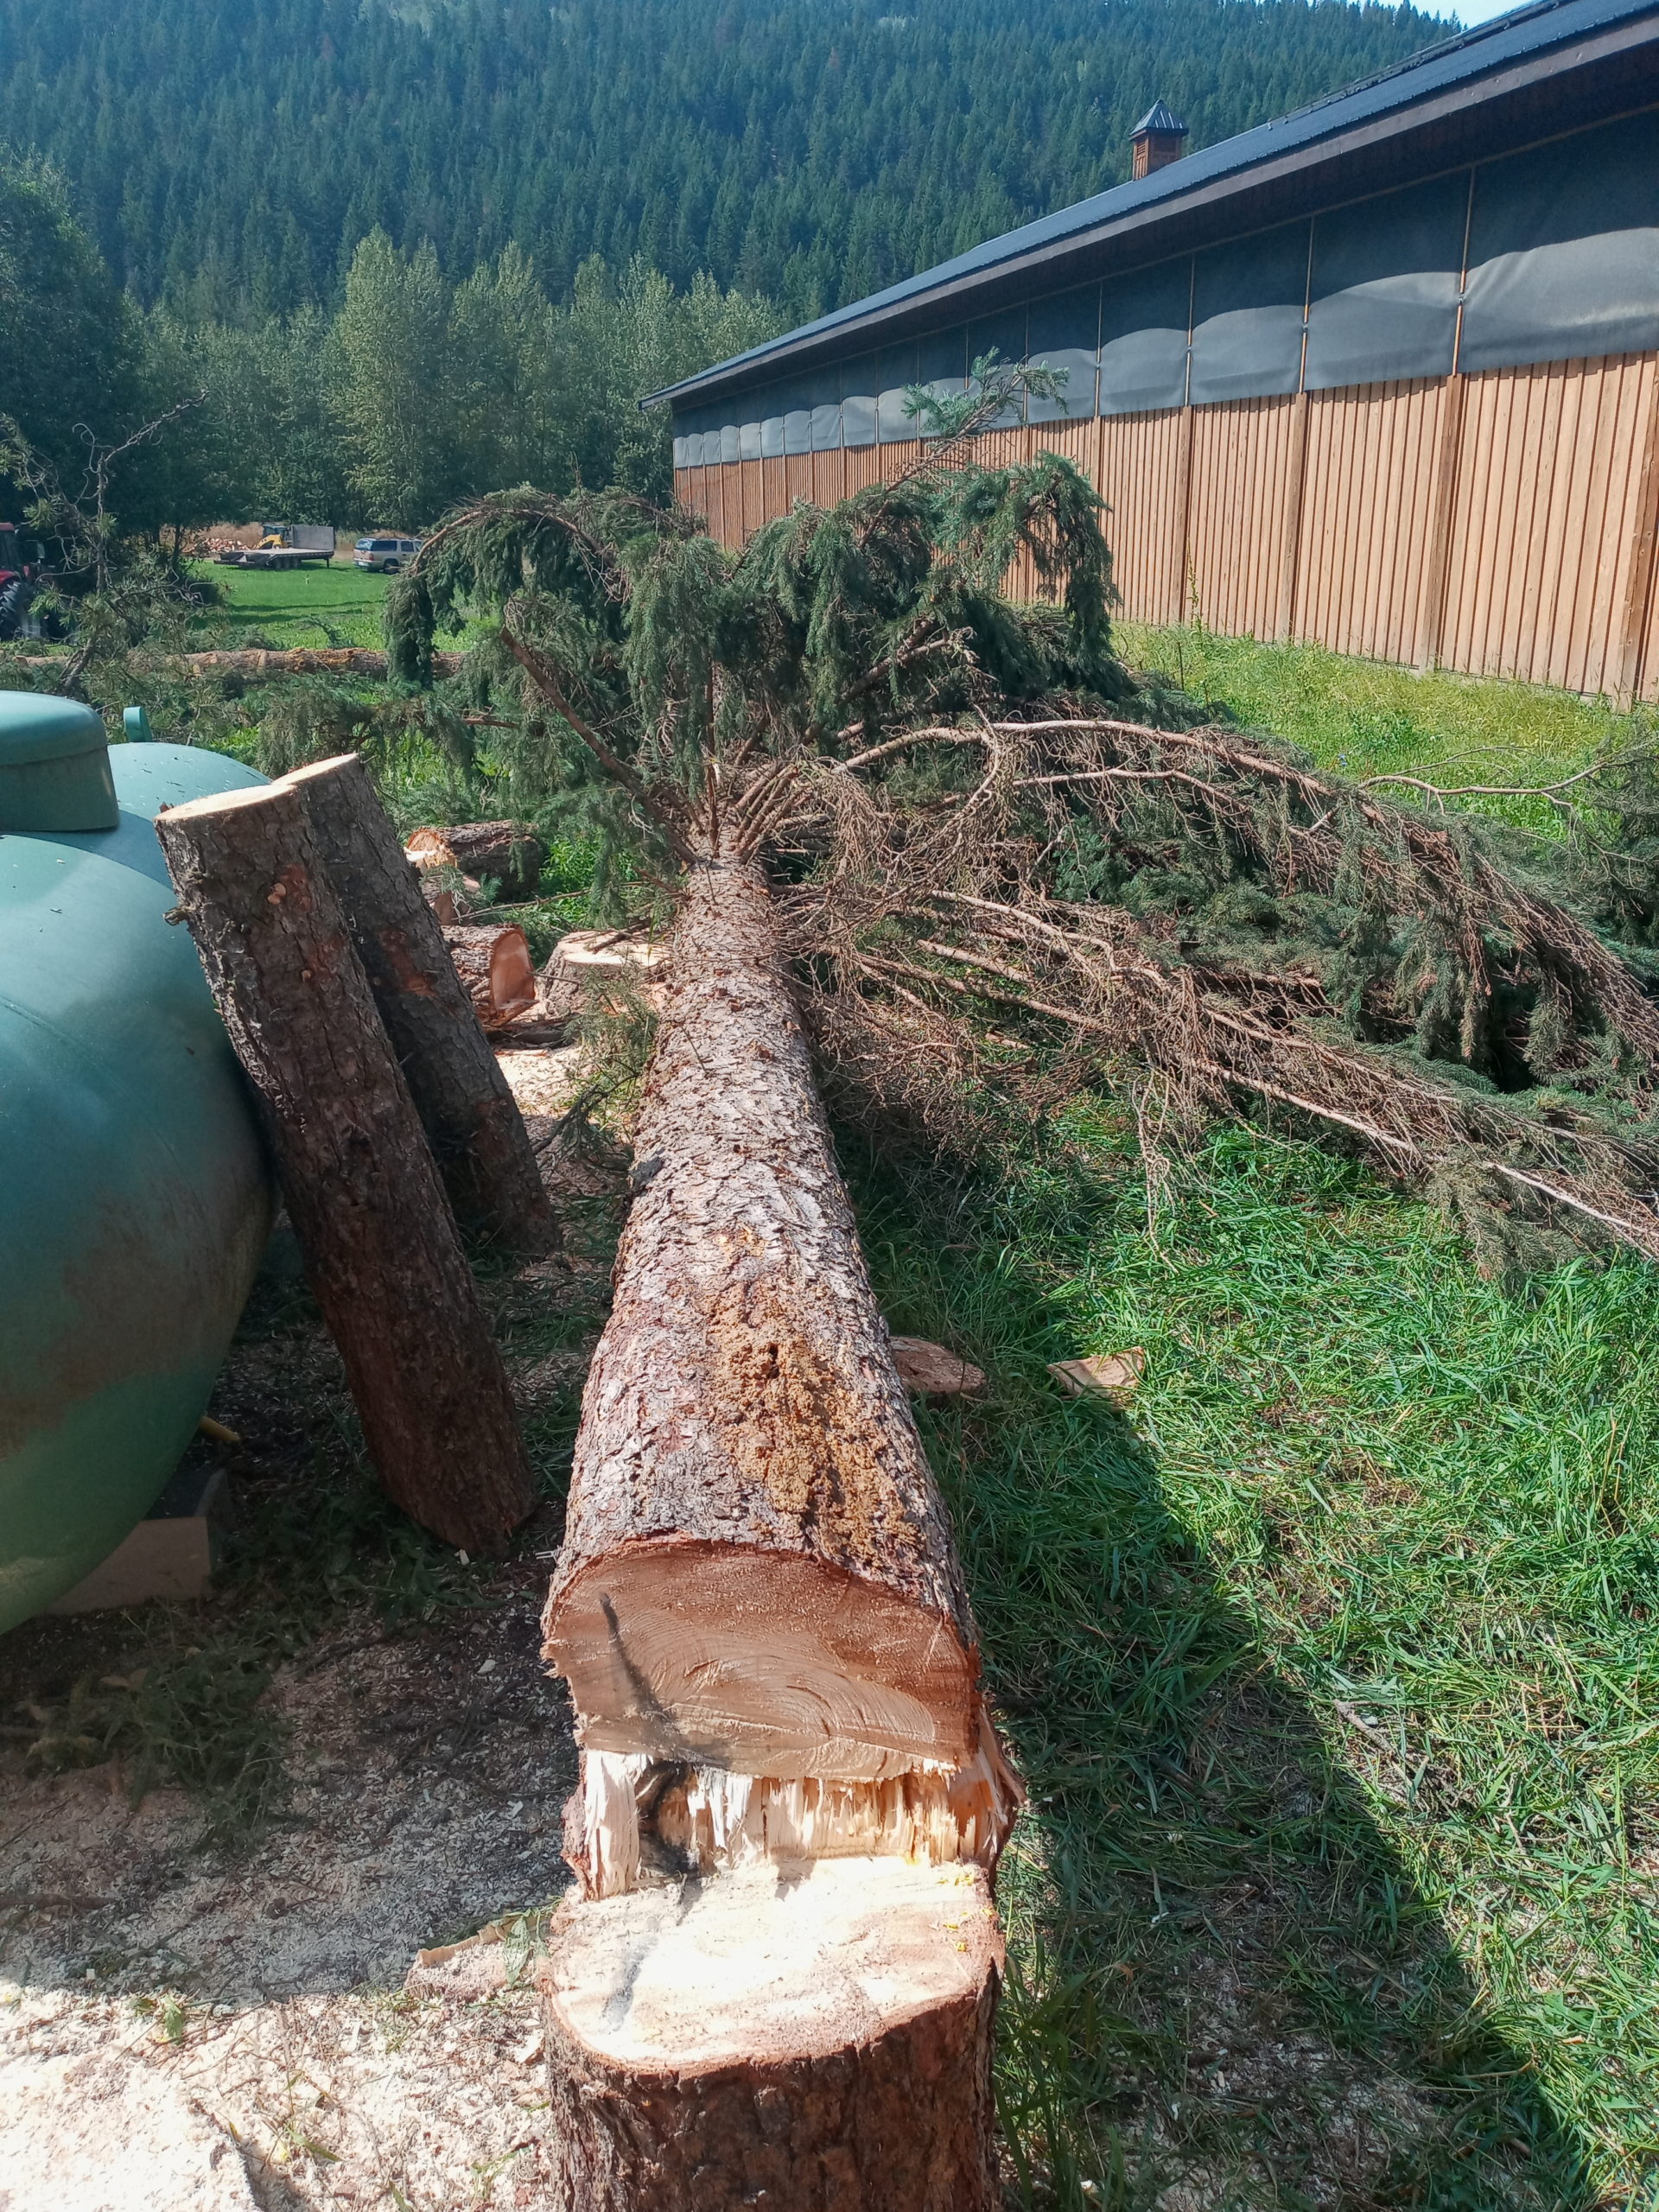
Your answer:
[535,854,1015,2209]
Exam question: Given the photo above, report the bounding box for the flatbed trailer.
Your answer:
[218,525,336,569]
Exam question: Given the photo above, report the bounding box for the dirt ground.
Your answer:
[0,1071,620,2210]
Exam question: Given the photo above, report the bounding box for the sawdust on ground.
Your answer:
[0,1059,624,2209]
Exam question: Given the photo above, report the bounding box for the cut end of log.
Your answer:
[545,1539,981,1782]
[538,1857,1001,2212]
[405,825,458,870]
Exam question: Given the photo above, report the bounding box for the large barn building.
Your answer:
[652,0,1659,703]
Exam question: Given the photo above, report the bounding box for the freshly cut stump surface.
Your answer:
[538,1856,1001,2212]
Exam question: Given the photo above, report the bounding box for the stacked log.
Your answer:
[6,647,467,681]
[535,854,1016,2209]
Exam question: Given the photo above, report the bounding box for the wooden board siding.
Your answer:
[675,351,1659,700]
[1295,379,1446,666]
[1439,353,1659,696]
[1185,397,1302,641]
[1097,408,1189,625]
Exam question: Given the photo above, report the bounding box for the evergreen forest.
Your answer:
[3,0,1453,322]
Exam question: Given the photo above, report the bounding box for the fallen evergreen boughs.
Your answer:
[385,443,1659,1273]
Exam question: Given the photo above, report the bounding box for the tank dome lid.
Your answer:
[0,691,108,764]
[0,692,119,833]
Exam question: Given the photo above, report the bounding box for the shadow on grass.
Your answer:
[849,1141,1598,2212]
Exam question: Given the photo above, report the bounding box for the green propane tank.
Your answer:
[0,695,274,1631]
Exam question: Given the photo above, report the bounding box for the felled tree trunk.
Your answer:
[537,854,1014,2209]
[441,924,539,1029]
[155,779,534,1553]
[407,819,546,899]
[286,755,557,1252]
[7,648,466,681]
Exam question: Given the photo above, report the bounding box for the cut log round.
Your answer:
[286,755,557,1253]
[407,819,546,900]
[154,778,534,1552]
[543,856,984,1785]
[442,923,539,1029]
[538,1858,1001,2212]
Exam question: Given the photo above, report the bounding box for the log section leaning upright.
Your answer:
[537,853,1018,2211]
[285,755,557,1251]
[156,777,534,1552]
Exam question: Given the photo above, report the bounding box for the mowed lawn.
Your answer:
[191,559,390,651]
[1118,621,1656,838]
[848,635,1659,2208]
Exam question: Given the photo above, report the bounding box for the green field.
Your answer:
[1120,622,1656,830]
[191,559,390,650]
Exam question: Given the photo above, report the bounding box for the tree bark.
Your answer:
[285,754,558,1252]
[537,1859,1001,2212]
[155,778,534,1552]
[542,855,987,1788]
[537,853,1014,2206]
[407,819,546,899]
[441,923,540,1028]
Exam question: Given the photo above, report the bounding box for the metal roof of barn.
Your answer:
[645,0,1659,411]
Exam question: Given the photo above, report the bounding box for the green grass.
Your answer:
[189,559,391,650]
[1120,623,1658,833]
[853,1119,1659,2209]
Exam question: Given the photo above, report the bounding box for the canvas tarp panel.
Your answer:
[1460,111,1659,373]
[967,308,1027,424]
[1189,222,1310,405]
[1098,257,1191,416]
[1306,171,1467,391]
[917,327,969,397]
[874,340,921,444]
[770,369,815,455]
[1027,286,1101,422]
[841,355,879,447]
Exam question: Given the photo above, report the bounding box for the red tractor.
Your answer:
[0,523,48,640]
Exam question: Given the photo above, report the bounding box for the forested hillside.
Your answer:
[2,0,1455,323]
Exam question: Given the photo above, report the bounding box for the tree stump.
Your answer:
[156,778,534,1552]
[287,755,557,1252]
[538,1859,1002,2212]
